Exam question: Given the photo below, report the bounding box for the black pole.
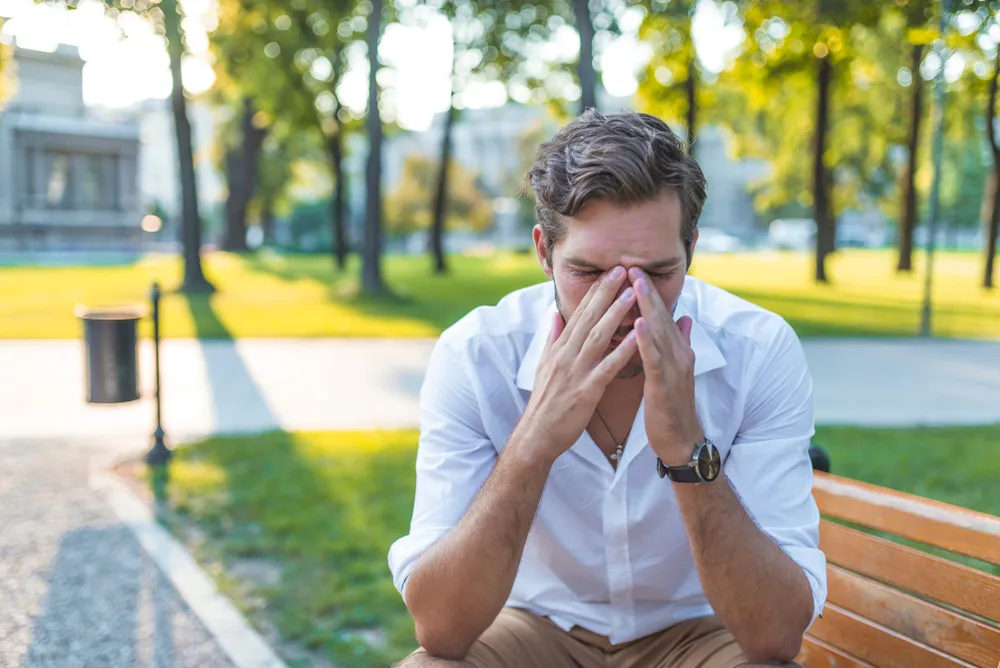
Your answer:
[145,282,171,465]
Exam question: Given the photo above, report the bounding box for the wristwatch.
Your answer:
[656,439,721,483]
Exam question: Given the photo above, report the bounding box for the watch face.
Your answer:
[697,441,721,481]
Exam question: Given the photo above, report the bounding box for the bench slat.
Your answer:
[798,635,875,668]
[813,472,1000,567]
[820,521,1000,623]
[809,604,977,668]
[826,565,1000,667]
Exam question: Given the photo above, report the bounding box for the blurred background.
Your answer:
[0,0,999,667]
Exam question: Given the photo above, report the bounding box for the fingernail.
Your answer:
[609,266,625,281]
[619,287,635,303]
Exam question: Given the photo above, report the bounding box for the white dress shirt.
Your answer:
[388,277,827,645]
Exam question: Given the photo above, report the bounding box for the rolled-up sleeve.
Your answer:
[724,319,827,628]
[387,338,498,599]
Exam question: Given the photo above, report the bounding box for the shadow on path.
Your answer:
[179,291,279,434]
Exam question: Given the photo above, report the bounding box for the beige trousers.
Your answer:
[402,607,804,668]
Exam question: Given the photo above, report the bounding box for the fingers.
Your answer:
[560,277,602,341]
[566,266,628,352]
[579,284,636,360]
[630,268,684,349]
[634,316,662,372]
[593,328,639,382]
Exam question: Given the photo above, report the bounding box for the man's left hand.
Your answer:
[629,268,705,467]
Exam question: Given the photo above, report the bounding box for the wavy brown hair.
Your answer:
[523,109,707,267]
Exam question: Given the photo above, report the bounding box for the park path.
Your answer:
[2,337,999,441]
[0,437,235,668]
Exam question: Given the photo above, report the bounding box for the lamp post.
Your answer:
[144,282,171,466]
[920,0,950,337]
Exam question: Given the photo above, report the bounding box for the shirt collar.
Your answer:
[515,285,727,392]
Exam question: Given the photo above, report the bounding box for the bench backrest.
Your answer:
[798,471,1000,668]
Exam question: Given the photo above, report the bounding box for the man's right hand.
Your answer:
[516,265,638,464]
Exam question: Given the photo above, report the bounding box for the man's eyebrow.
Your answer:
[563,256,684,271]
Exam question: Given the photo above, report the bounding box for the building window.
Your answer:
[76,154,102,210]
[45,153,71,208]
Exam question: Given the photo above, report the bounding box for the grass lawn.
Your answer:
[2,248,999,339]
[147,425,1000,668]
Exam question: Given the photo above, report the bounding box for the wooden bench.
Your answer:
[795,470,1000,668]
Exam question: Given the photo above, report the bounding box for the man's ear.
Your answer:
[533,225,554,279]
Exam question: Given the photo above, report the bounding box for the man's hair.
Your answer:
[523,109,707,266]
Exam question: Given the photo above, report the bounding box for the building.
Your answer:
[0,45,143,250]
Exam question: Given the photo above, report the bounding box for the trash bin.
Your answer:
[78,308,143,404]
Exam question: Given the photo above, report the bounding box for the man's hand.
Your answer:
[517,266,639,464]
[629,267,704,466]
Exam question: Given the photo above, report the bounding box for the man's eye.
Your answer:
[649,271,676,281]
[569,269,602,279]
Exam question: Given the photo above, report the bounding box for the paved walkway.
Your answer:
[0,437,234,668]
[2,337,999,441]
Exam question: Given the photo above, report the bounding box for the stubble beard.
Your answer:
[553,283,645,381]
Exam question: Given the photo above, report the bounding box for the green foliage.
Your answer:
[385,153,493,236]
[162,430,421,667]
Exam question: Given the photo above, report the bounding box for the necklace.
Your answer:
[594,407,629,464]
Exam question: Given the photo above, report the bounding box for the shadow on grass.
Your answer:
[168,430,419,667]
[727,288,930,338]
[237,251,547,335]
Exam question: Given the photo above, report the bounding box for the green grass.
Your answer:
[2,248,999,339]
[151,425,1000,667]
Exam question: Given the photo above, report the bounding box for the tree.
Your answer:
[429,0,564,273]
[221,97,267,251]
[574,0,597,111]
[636,0,700,151]
[894,1,937,272]
[733,1,882,283]
[61,0,214,290]
[362,0,387,295]
[984,47,1000,288]
[162,0,214,291]
[387,153,492,236]
[212,0,356,270]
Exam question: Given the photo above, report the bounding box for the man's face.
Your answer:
[533,189,695,380]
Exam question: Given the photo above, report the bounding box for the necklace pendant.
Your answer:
[610,445,623,462]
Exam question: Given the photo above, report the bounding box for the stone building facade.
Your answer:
[0,45,142,249]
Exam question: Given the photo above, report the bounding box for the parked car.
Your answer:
[768,218,817,251]
[697,227,742,253]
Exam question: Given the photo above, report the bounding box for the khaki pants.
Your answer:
[401,607,804,668]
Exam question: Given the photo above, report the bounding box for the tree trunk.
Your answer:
[164,0,213,292]
[261,196,275,246]
[430,85,457,275]
[362,0,386,295]
[985,49,1000,289]
[223,97,266,252]
[574,0,597,113]
[685,54,697,154]
[330,50,348,272]
[898,44,924,272]
[813,54,834,284]
[328,132,347,271]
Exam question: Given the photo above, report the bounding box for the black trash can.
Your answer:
[78,308,143,404]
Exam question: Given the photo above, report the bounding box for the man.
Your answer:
[388,110,825,668]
